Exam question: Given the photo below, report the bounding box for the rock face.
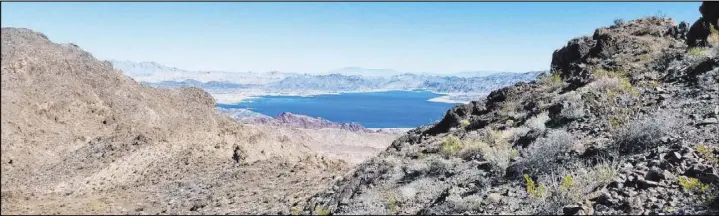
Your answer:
[301,8,719,216]
[687,1,719,47]
[0,28,353,215]
[243,112,374,133]
[551,18,679,87]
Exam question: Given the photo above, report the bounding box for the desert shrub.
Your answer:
[525,112,550,133]
[558,92,585,120]
[314,206,331,215]
[500,100,521,118]
[639,54,650,61]
[529,163,618,214]
[613,18,625,27]
[593,68,629,79]
[689,47,708,56]
[290,207,302,215]
[516,129,574,176]
[679,176,710,193]
[510,126,531,141]
[452,194,484,212]
[427,159,450,176]
[441,135,463,154]
[589,71,636,97]
[583,69,640,130]
[525,174,548,198]
[463,129,517,175]
[460,119,471,128]
[386,195,398,214]
[614,114,675,154]
[709,21,719,46]
[538,72,564,88]
[697,144,719,165]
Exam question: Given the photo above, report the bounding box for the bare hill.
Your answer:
[0,27,397,214]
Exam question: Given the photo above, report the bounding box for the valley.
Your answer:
[2,1,718,215]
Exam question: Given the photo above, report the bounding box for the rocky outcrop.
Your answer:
[301,7,719,215]
[219,109,376,133]
[551,18,680,88]
[687,1,719,47]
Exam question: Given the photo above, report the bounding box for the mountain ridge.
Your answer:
[300,5,719,215]
[0,27,400,214]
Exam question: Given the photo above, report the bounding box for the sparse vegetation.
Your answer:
[460,119,471,128]
[517,129,574,176]
[697,144,719,165]
[614,114,675,154]
[462,129,517,175]
[314,206,332,216]
[613,18,625,26]
[525,112,549,133]
[538,72,564,89]
[290,207,302,215]
[529,163,617,214]
[679,176,710,193]
[525,174,547,198]
[639,54,650,61]
[689,47,708,56]
[501,100,521,118]
[558,92,585,120]
[583,68,642,130]
[441,135,463,154]
[386,195,398,215]
[709,20,719,46]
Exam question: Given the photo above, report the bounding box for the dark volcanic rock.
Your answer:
[300,4,719,216]
[687,1,719,47]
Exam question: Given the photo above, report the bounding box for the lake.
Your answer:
[215,90,462,128]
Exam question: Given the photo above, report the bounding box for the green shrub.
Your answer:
[463,129,516,175]
[529,163,617,214]
[441,135,463,154]
[525,174,547,198]
[313,206,331,215]
[543,72,563,86]
[697,144,719,165]
[560,174,574,189]
[678,176,710,193]
[290,207,302,215]
[689,47,707,56]
[460,119,471,128]
[386,195,398,214]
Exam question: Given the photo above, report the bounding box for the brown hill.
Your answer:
[0,27,386,214]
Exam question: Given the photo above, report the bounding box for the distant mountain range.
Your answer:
[110,60,545,96]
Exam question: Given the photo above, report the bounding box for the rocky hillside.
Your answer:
[222,110,375,133]
[301,4,719,215]
[0,27,388,214]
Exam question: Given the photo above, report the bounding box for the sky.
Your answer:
[1,2,702,74]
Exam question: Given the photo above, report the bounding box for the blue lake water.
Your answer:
[216,90,462,128]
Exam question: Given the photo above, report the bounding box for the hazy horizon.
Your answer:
[1,2,701,74]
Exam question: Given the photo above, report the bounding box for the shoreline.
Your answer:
[211,89,475,105]
[426,95,471,104]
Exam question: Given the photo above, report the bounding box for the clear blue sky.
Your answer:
[1,2,701,74]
